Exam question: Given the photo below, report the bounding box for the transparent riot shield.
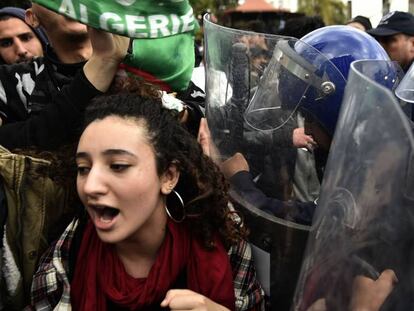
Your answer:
[395,62,414,120]
[292,59,414,311]
[204,16,321,310]
[396,62,414,103]
[204,14,348,202]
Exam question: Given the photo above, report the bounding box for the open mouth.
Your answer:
[90,205,120,224]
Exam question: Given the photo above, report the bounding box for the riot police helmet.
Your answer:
[245,26,391,142]
[297,25,390,137]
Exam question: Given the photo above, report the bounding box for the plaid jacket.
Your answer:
[28,218,265,311]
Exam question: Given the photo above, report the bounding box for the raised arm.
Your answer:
[0,28,129,150]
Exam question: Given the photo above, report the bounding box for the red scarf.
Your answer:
[71,220,235,310]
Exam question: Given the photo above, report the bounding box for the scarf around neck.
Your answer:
[71,219,235,310]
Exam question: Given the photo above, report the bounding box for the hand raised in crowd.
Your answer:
[349,269,397,311]
[198,119,251,179]
[293,127,317,151]
[220,152,250,179]
[161,289,230,311]
[88,27,129,62]
[197,118,220,164]
[83,27,129,92]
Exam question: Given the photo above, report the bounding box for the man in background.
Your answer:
[0,6,48,64]
[0,3,95,146]
[368,11,414,72]
[346,15,372,32]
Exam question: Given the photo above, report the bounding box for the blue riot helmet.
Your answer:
[298,25,391,136]
[244,26,392,142]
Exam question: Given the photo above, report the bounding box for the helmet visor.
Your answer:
[244,37,347,133]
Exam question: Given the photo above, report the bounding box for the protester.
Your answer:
[0,6,48,64]
[0,0,201,150]
[0,0,208,307]
[28,93,265,310]
[0,24,129,310]
[0,3,96,147]
[33,0,198,91]
[0,3,128,309]
[346,15,372,32]
[367,11,414,72]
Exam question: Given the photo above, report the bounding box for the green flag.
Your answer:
[33,0,198,91]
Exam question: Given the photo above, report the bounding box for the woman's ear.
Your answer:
[160,163,180,195]
[25,8,40,28]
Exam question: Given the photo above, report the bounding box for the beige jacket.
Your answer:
[0,146,75,310]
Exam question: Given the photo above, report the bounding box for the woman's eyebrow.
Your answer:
[75,152,89,160]
[75,149,137,160]
[102,149,136,157]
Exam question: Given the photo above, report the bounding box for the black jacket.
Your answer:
[0,48,101,150]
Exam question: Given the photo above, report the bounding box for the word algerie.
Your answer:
[58,0,196,38]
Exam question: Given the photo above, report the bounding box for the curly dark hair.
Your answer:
[108,73,162,99]
[83,93,245,249]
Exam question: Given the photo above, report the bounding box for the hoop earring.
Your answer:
[165,190,186,223]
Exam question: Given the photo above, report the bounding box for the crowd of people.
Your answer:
[0,0,412,310]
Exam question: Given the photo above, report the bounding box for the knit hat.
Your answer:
[347,15,372,31]
[32,0,198,91]
[367,11,414,36]
[0,7,49,49]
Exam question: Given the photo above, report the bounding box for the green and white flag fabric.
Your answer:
[33,0,198,91]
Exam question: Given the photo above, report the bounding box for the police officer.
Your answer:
[368,11,414,72]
